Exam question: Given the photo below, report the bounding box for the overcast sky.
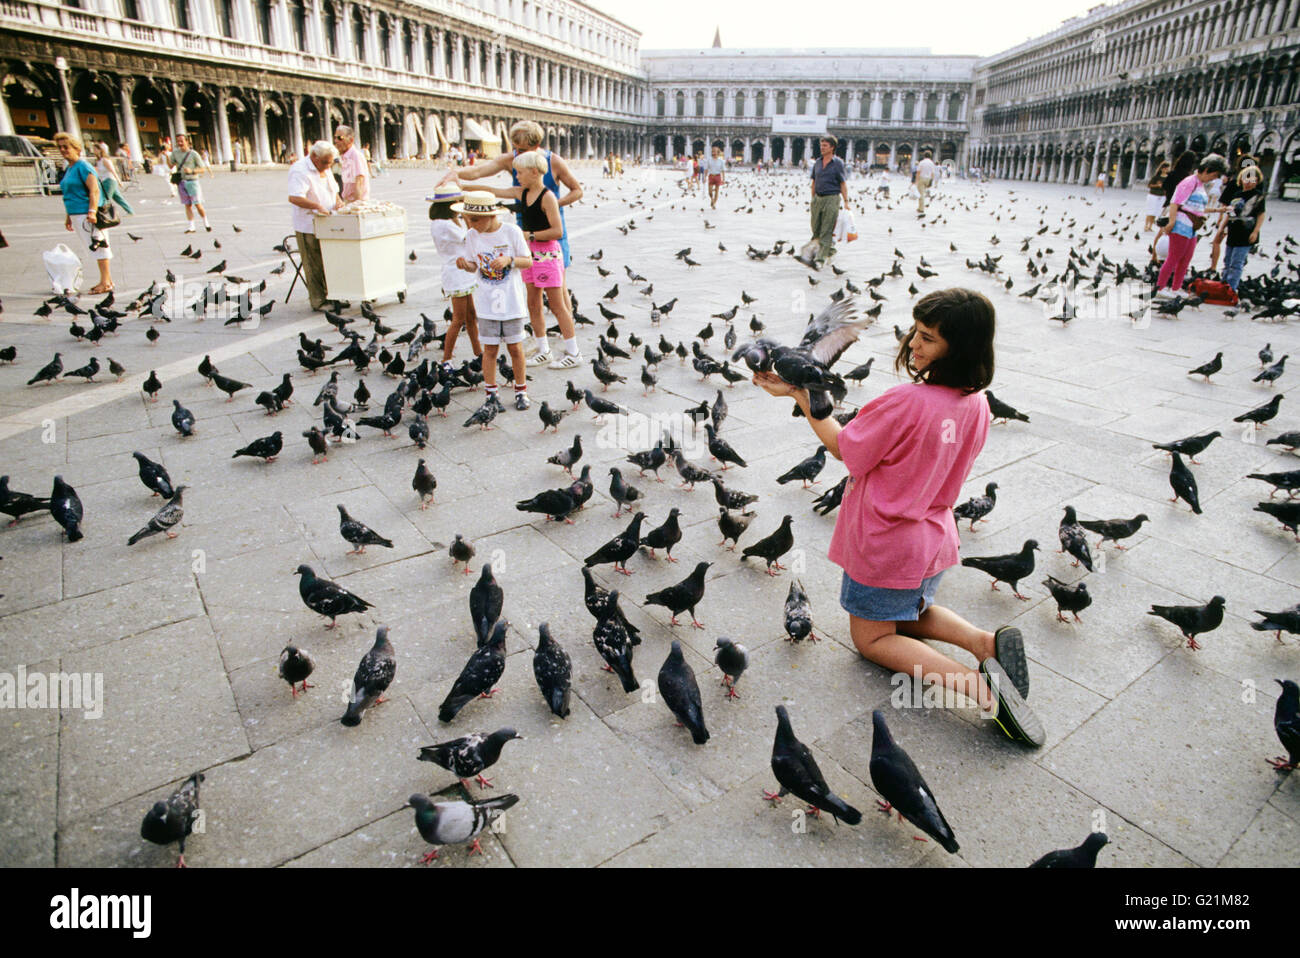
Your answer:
[592,0,1112,57]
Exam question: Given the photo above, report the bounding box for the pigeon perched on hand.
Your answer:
[340,626,396,726]
[765,705,862,824]
[869,710,959,852]
[140,772,204,868]
[419,727,521,789]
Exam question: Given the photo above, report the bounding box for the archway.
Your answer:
[132,80,171,153]
[873,142,890,167]
[1230,131,1253,165]
[1119,140,1134,187]
[770,136,785,163]
[853,139,870,165]
[940,140,957,164]
[691,138,705,156]
[1256,129,1281,194]
[671,134,685,157]
[653,133,666,159]
[729,138,743,161]
[2,70,56,138]
[71,72,120,149]
[225,92,255,164]
[749,140,763,164]
[790,137,805,165]
[1190,132,1207,154]
[896,142,913,173]
[263,96,290,163]
[180,85,215,158]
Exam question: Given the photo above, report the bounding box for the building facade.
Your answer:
[640,48,977,171]
[0,0,648,165]
[969,0,1300,194]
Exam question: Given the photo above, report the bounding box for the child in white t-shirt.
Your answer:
[453,191,534,410]
[429,184,481,365]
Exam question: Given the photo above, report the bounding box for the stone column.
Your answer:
[318,95,329,142]
[870,89,882,121]
[845,139,854,162]
[215,87,233,165]
[119,78,144,162]
[432,28,445,77]
[255,89,272,163]
[290,93,304,160]
[375,104,387,163]
[170,80,187,141]
[308,0,325,55]
[0,76,13,137]
[888,143,896,168]
[1127,148,1139,189]
[763,136,771,162]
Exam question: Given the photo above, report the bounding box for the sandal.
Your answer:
[89,284,114,294]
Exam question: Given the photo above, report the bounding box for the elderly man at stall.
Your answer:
[439,120,583,366]
[333,125,370,203]
[288,140,342,312]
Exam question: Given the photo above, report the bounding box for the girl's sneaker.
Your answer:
[515,392,530,411]
[993,626,1029,699]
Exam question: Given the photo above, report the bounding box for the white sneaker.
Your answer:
[185,224,196,233]
[527,350,553,367]
[548,351,583,370]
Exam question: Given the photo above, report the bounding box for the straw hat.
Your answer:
[449,190,504,215]
[427,183,464,203]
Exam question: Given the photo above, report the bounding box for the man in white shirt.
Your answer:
[914,150,937,214]
[288,141,342,311]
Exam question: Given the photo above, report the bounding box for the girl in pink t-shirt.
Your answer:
[754,289,1043,746]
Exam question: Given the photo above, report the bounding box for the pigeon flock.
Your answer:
[6,164,1300,869]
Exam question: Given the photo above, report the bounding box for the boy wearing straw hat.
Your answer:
[453,190,534,410]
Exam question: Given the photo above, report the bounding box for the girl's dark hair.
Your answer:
[429,202,457,221]
[894,288,995,395]
[1164,150,1199,203]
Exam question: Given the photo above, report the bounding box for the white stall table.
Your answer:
[314,204,407,305]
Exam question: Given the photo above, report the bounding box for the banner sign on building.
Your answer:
[771,115,828,135]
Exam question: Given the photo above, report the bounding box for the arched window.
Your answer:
[715,91,724,117]
[122,0,140,19]
[351,6,365,61]
[775,90,786,113]
[796,91,807,115]
[322,3,336,55]
[173,0,190,30]
[734,90,745,117]
[378,15,391,67]
[675,91,685,117]
[656,91,665,116]
[287,0,306,52]
[817,91,828,114]
[838,91,849,118]
[695,91,705,116]
[904,92,916,121]
[754,90,765,115]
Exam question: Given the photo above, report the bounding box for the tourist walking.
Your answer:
[92,141,134,216]
[914,149,936,214]
[55,132,114,294]
[809,136,849,265]
[705,144,725,209]
[169,133,212,232]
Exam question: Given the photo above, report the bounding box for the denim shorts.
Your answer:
[840,570,944,622]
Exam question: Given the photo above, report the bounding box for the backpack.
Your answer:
[1187,278,1238,306]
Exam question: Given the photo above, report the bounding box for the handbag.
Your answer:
[95,203,120,230]
[170,149,195,185]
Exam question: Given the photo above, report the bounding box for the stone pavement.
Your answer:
[1,161,1299,868]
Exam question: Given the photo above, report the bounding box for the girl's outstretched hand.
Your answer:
[752,370,803,399]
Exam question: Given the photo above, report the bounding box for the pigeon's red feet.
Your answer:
[478,689,498,699]
[806,806,821,818]
[176,854,187,868]
[420,849,439,864]
[1187,637,1201,650]
[691,618,705,629]
[1013,591,1031,600]
[374,694,388,705]
[1267,757,1297,770]
[325,620,338,629]
[467,838,484,856]
[666,553,679,563]
[876,800,893,814]
[990,581,1001,591]
[616,564,633,576]
[601,663,615,673]
[765,567,780,577]
[725,683,739,700]
[1073,614,1083,623]
[298,681,314,694]
[475,774,493,789]
[1056,612,1069,622]
[762,789,783,803]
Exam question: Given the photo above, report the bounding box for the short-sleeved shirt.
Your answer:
[916,158,937,182]
[811,155,847,195]
[705,155,725,175]
[464,220,530,320]
[1171,173,1208,238]
[1224,186,1265,247]
[60,158,97,215]
[829,383,990,589]
[339,144,370,202]
[287,155,339,234]
[169,148,203,181]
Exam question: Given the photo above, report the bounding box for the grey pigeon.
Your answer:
[717,506,755,550]
[337,504,393,554]
[1077,513,1148,549]
[171,399,196,436]
[593,602,639,692]
[438,620,507,722]
[413,459,437,508]
[776,446,827,488]
[1152,430,1221,463]
[784,579,817,642]
[608,467,643,518]
[407,792,518,862]
[952,482,997,530]
[714,636,749,698]
[1057,506,1093,571]
[295,563,373,628]
[140,772,204,868]
[532,622,571,718]
[547,434,583,474]
[340,626,396,726]
[449,533,476,574]
[869,709,959,852]
[658,640,709,744]
[127,486,186,545]
[49,475,84,542]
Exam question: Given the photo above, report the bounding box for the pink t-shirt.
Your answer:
[828,382,990,589]
[340,145,369,201]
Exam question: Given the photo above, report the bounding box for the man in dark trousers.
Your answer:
[809,136,849,265]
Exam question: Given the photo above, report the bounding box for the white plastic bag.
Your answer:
[43,243,83,294]
[834,208,858,243]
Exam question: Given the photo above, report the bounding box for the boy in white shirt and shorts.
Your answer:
[453,191,534,410]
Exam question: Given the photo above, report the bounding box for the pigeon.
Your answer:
[63,356,99,382]
[713,636,749,699]
[210,371,251,402]
[463,399,499,430]
[548,435,583,474]
[658,641,709,744]
[712,476,758,511]
[1247,469,1300,498]
[107,357,125,381]
[278,645,315,697]
[1250,608,1300,643]
[407,793,518,863]
[438,619,507,722]
[411,458,437,509]
[961,540,1039,599]
[1057,506,1093,571]
[532,622,571,718]
[538,400,566,433]
[952,482,997,530]
[0,476,50,525]
[1187,352,1223,382]
[1254,355,1288,387]
[732,299,871,419]
[49,475,84,542]
[844,357,875,384]
[784,578,817,642]
[584,389,624,419]
[515,486,579,524]
[627,441,667,480]
[140,772,204,868]
[581,566,641,643]
[27,352,62,385]
[741,514,795,576]
[1147,595,1226,650]
[1042,575,1091,623]
[717,507,755,551]
[592,603,640,693]
[1255,500,1300,539]
[869,710,958,852]
[984,390,1029,424]
[644,560,711,628]
[1168,452,1201,514]
[418,727,521,789]
[776,446,827,488]
[765,705,861,824]
[1151,431,1220,464]
[1029,832,1109,868]
[1260,343,1274,367]
[1234,394,1283,426]
[640,507,682,561]
[171,399,196,437]
[337,504,393,554]
[340,626,397,726]
[127,486,187,545]
[584,512,646,575]
[294,563,373,628]
[232,431,283,462]
[449,534,476,574]
[1269,679,1300,770]
[704,424,746,469]
[469,564,504,645]
[133,451,174,498]
[608,467,643,518]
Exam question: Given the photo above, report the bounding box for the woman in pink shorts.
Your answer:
[474,151,582,369]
